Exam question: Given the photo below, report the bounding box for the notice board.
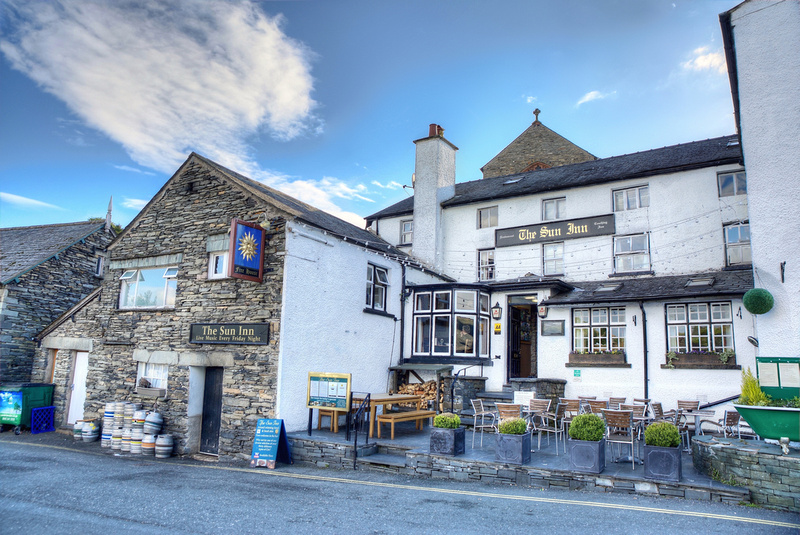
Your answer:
[250,419,292,469]
[307,372,351,411]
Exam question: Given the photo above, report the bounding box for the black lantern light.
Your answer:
[491,302,502,320]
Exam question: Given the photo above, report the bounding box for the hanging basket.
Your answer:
[743,288,774,315]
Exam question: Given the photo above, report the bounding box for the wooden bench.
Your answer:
[376,410,435,439]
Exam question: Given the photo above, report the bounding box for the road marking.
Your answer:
[6,440,799,529]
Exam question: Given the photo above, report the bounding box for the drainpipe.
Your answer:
[399,263,406,364]
[639,301,649,399]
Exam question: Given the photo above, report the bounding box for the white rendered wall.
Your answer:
[731,0,800,358]
[277,224,405,432]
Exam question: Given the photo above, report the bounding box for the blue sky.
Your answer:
[0,0,738,230]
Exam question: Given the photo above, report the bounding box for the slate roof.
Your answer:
[366,135,742,222]
[0,221,105,284]
[541,268,753,306]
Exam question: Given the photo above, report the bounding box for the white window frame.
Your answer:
[208,251,229,279]
[94,255,105,277]
[666,302,734,353]
[366,264,389,311]
[542,197,566,221]
[454,290,477,313]
[724,222,751,266]
[434,290,451,312]
[137,362,168,389]
[572,307,626,353]
[414,292,432,313]
[119,266,178,309]
[614,234,650,273]
[412,288,491,358]
[543,242,564,275]
[477,206,498,229]
[432,314,452,356]
[400,220,413,244]
[718,170,747,197]
[613,185,649,212]
[478,249,495,281]
[454,314,476,357]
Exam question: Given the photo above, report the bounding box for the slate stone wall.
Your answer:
[32,160,288,461]
[1,227,113,383]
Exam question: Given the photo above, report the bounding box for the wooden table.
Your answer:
[351,393,423,438]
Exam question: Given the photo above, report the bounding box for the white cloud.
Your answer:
[371,180,404,190]
[114,165,155,176]
[122,198,149,210]
[576,90,617,107]
[523,95,538,104]
[1,1,371,227]
[681,46,727,75]
[0,192,63,210]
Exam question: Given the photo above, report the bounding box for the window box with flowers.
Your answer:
[567,350,630,368]
[661,350,740,370]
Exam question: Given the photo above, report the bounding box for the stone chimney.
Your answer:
[412,124,457,271]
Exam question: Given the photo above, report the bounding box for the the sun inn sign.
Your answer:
[190,323,269,345]
[495,214,615,248]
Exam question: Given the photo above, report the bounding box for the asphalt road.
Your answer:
[0,436,798,534]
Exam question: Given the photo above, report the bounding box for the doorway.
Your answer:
[67,351,89,425]
[507,296,538,381]
[199,367,224,455]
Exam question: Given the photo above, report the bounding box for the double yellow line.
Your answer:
[8,440,799,529]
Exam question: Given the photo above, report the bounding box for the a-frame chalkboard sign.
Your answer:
[250,419,293,469]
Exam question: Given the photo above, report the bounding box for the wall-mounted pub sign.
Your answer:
[190,323,269,345]
[495,214,615,248]
[228,218,266,282]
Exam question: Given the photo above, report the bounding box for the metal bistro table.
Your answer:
[351,393,423,438]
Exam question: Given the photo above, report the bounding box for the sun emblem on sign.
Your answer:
[238,231,259,261]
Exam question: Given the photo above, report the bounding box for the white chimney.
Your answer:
[412,124,457,271]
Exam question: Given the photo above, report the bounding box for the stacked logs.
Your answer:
[396,381,441,406]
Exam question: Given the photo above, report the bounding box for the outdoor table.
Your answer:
[686,409,717,437]
[351,393,423,438]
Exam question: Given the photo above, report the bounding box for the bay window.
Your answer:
[413,289,491,359]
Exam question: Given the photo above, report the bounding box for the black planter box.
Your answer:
[643,444,682,482]
[495,432,531,465]
[430,427,466,456]
[567,438,606,474]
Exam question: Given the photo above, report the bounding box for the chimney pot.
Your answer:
[428,124,444,138]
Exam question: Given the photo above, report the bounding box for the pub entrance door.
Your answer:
[507,296,538,381]
[199,366,223,455]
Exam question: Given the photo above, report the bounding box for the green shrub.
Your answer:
[644,421,681,447]
[743,288,774,315]
[433,412,460,429]
[738,367,770,406]
[498,418,528,435]
[568,413,605,441]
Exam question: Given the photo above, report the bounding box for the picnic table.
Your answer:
[351,393,424,438]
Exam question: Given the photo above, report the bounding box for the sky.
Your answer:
[0,0,739,231]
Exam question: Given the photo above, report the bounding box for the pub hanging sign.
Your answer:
[495,214,615,248]
[228,218,266,282]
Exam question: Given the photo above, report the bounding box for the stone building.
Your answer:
[481,109,596,179]
[32,153,442,460]
[1,219,115,382]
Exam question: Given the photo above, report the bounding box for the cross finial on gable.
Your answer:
[533,108,541,123]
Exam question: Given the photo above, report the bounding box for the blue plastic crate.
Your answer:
[31,405,55,434]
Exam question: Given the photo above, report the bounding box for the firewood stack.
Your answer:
[396,381,441,407]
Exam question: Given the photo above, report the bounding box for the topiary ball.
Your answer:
[743,288,774,315]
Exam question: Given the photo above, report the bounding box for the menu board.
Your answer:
[307,372,351,410]
[250,419,292,469]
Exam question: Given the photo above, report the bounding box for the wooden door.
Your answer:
[200,367,224,455]
[67,351,88,424]
[508,307,521,380]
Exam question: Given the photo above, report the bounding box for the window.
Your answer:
[718,170,747,197]
[572,307,626,353]
[477,206,498,229]
[478,249,495,281]
[208,252,229,279]
[119,266,177,308]
[413,289,491,358]
[94,255,105,277]
[542,198,566,221]
[543,242,564,275]
[614,234,650,272]
[724,222,751,265]
[666,302,733,353]
[366,264,389,311]
[613,185,649,212]
[400,220,413,244]
[137,362,168,389]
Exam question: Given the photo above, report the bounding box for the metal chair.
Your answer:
[675,400,701,449]
[526,398,552,448]
[603,409,637,469]
[559,398,581,434]
[699,410,741,438]
[470,399,497,448]
[608,397,626,410]
[539,402,567,454]
[495,403,523,426]
[585,399,609,414]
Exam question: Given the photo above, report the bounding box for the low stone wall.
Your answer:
[441,376,486,413]
[287,435,748,505]
[509,378,566,407]
[693,435,800,512]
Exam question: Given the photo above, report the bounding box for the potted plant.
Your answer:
[643,421,682,481]
[495,417,531,465]
[429,412,465,456]
[567,413,606,473]
[733,365,800,442]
